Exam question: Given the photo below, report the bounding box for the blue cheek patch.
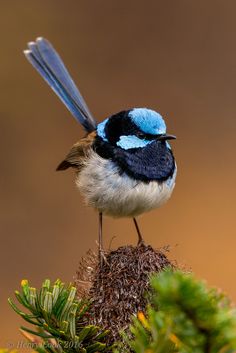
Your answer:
[129,108,166,135]
[97,118,109,141]
[116,135,153,150]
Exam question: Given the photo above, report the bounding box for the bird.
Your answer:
[24,37,177,259]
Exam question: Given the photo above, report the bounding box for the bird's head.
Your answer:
[97,108,176,150]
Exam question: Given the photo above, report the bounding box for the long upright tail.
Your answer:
[24,37,97,132]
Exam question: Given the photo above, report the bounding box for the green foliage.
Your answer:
[129,269,236,353]
[7,271,236,353]
[9,279,111,353]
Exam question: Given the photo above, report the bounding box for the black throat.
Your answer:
[93,137,176,183]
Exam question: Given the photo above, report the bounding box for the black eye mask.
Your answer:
[104,110,157,145]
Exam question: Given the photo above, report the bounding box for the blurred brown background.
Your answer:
[1,0,236,347]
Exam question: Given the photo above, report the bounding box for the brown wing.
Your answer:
[56,131,96,171]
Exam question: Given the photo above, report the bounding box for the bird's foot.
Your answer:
[99,249,107,266]
[137,239,145,246]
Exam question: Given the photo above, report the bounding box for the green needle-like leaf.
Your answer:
[9,278,111,353]
[52,285,60,306]
[43,292,53,314]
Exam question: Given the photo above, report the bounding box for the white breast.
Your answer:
[76,151,176,218]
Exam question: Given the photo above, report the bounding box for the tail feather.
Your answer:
[24,37,97,132]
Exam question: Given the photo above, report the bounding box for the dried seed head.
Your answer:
[76,243,173,343]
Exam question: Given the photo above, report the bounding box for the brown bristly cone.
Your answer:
[75,249,97,298]
[76,242,173,343]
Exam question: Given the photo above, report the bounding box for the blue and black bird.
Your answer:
[24,37,177,255]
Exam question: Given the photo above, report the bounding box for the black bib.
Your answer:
[94,137,175,183]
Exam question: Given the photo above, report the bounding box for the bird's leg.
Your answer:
[98,212,104,264]
[133,217,144,245]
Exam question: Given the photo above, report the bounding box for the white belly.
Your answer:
[76,152,176,218]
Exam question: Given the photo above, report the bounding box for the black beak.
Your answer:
[156,134,176,141]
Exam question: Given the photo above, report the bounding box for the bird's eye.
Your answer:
[136,131,146,139]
